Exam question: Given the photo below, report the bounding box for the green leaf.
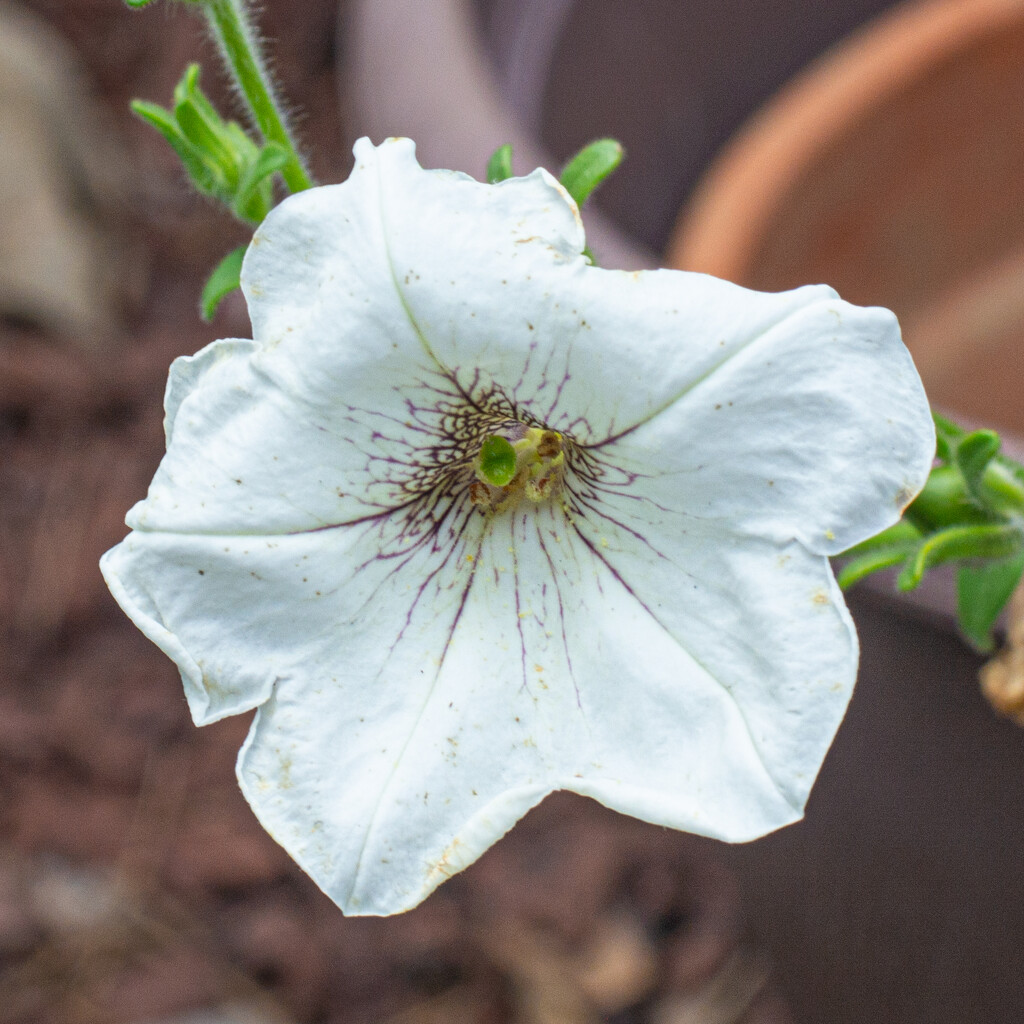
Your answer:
[559,138,623,207]
[134,64,281,225]
[125,0,157,7]
[175,102,237,189]
[478,436,517,487]
[200,245,247,321]
[952,428,1024,516]
[130,98,182,145]
[957,551,1024,652]
[234,142,291,223]
[225,119,258,158]
[956,429,1001,501]
[486,144,514,184]
[897,523,1023,591]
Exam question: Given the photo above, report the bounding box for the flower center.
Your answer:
[470,425,565,512]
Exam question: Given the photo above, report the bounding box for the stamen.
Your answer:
[471,426,565,512]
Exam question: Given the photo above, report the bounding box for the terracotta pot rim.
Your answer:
[666,0,1024,279]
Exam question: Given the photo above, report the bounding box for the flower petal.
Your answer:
[130,328,474,535]
[231,498,829,915]
[466,501,822,839]
[563,499,857,816]
[476,503,812,838]
[585,297,934,555]
[134,141,929,543]
[130,141,488,536]
[102,463,487,725]
[130,138,601,538]
[238,503,588,915]
[105,492,582,913]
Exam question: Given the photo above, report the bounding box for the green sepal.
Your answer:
[862,409,1024,642]
[174,101,238,191]
[234,142,291,223]
[174,65,247,192]
[478,436,517,487]
[559,138,623,207]
[903,464,993,531]
[131,99,222,195]
[177,63,224,125]
[486,144,514,184]
[836,519,921,590]
[200,244,247,321]
[979,456,1024,516]
[840,517,922,559]
[926,414,1024,517]
[957,551,1024,652]
[956,429,1001,502]
[932,411,964,463]
[897,523,1023,591]
[837,544,918,590]
[133,64,290,226]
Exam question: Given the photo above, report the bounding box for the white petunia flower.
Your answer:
[102,137,934,916]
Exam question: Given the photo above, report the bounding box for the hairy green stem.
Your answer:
[201,0,314,193]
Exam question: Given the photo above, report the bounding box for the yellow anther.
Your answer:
[470,426,565,513]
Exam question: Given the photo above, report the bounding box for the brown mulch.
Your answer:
[0,3,791,1023]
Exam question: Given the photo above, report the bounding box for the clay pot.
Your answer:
[662,10,1024,1018]
[667,0,1024,435]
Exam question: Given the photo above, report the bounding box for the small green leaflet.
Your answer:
[486,144,514,184]
[957,552,1024,652]
[559,139,624,208]
[201,245,247,321]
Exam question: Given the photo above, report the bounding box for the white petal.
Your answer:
[135,141,909,542]
[130,142,471,535]
[373,141,852,446]
[586,297,933,554]
[130,330,473,535]
[564,489,857,815]
[130,139,577,537]
[103,472,485,726]
[472,501,816,839]
[237,502,584,915]
[104,490,574,913]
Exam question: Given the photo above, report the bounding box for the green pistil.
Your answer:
[478,435,518,487]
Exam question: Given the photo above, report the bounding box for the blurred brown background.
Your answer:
[1,1,1023,1022]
